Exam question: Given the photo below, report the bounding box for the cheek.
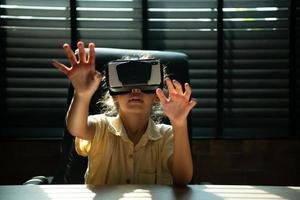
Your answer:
[145,96,157,106]
[115,97,124,107]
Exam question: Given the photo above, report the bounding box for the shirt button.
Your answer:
[126,179,131,184]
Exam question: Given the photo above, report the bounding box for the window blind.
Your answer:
[0,0,297,139]
[148,0,218,137]
[0,0,70,138]
[76,0,142,49]
[222,0,290,137]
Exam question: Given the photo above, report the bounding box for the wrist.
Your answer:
[170,118,188,130]
[73,91,93,103]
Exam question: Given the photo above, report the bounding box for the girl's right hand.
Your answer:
[52,41,102,98]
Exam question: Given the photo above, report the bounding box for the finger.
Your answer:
[187,98,197,111]
[165,78,176,94]
[172,79,183,94]
[52,59,70,75]
[156,88,167,104]
[88,42,96,68]
[77,41,87,63]
[184,83,192,100]
[93,71,102,87]
[63,43,77,66]
[94,70,102,81]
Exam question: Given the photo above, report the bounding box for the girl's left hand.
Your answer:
[156,78,197,126]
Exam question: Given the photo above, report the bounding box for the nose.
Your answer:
[131,88,142,93]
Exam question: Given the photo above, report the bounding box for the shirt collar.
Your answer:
[107,115,163,142]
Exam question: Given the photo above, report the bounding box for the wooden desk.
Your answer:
[0,184,299,200]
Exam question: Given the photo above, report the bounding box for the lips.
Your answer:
[128,97,143,103]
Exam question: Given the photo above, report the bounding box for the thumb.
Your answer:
[52,59,70,76]
[94,70,102,80]
[187,98,197,112]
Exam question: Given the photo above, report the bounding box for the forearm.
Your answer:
[66,92,93,140]
[170,120,193,186]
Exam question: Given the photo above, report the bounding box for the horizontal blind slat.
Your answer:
[3,0,68,6]
[78,30,141,39]
[223,10,289,18]
[77,1,141,8]
[5,58,69,67]
[223,21,288,29]
[77,10,141,18]
[149,11,217,19]
[3,19,70,27]
[224,40,289,49]
[6,68,65,78]
[224,0,288,7]
[2,29,69,38]
[148,40,217,49]
[149,1,217,8]
[190,69,289,79]
[149,21,217,29]
[224,30,289,39]
[6,78,69,88]
[1,8,68,17]
[149,30,217,39]
[7,98,67,107]
[6,88,68,98]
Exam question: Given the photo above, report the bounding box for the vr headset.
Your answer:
[105,58,163,95]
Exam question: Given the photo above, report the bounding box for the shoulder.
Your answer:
[87,114,110,139]
[149,121,173,141]
[85,114,119,155]
[88,114,122,136]
[88,114,119,126]
[155,123,173,134]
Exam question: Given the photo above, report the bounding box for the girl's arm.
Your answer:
[52,41,101,140]
[156,79,197,186]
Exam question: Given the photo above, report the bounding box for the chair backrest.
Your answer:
[52,48,191,184]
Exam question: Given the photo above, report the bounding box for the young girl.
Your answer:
[52,41,197,186]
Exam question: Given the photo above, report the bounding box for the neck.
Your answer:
[119,113,149,145]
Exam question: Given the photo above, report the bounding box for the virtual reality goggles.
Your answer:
[105,58,163,95]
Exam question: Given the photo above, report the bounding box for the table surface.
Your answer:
[0,184,300,200]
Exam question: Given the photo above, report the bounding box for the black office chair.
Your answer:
[24,47,191,184]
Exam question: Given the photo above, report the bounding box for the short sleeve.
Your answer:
[75,114,106,157]
[75,137,91,157]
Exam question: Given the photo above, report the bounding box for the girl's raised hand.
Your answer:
[156,79,197,126]
[52,41,101,97]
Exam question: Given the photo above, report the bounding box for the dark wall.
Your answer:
[0,140,61,185]
[192,139,300,186]
[0,139,299,185]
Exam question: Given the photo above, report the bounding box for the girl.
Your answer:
[52,41,197,186]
